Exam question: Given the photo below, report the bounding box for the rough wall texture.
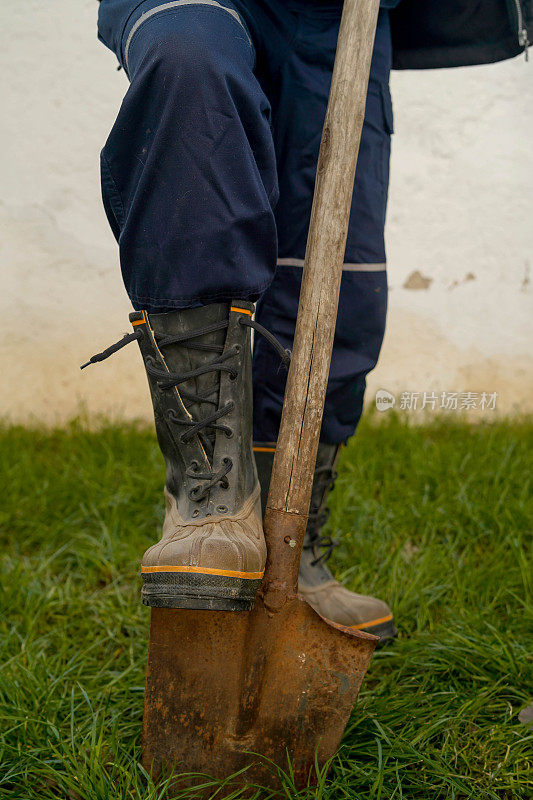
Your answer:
[1,0,531,424]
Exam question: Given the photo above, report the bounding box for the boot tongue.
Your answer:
[148,304,230,461]
[304,443,340,579]
[309,443,339,513]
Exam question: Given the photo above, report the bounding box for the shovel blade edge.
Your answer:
[143,596,376,790]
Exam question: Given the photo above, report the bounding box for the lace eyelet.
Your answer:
[188,487,203,502]
[192,509,200,518]
[234,344,241,354]
[225,429,234,439]
[229,371,238,381]
[216,505,228,514]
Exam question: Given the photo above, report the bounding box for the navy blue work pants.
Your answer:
[98,0,393,444]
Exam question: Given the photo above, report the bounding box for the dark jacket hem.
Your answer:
[393,33,525,71]
[390,0,531,70]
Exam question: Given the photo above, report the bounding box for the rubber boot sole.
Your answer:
[358,617,398,645]
[141,568,263,611]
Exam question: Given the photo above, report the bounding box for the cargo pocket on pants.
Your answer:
[100,152,126,241]
[379,81,393,193]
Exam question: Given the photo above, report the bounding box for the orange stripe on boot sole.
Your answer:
[348,612,394,631]
[141,565,264,580]
[253,446,276,453]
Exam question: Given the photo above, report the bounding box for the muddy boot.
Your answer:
[83,302,289,611]
[254,442,397,641]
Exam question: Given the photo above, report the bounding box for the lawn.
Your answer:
[0,416,531,799]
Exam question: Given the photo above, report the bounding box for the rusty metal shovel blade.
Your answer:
[142,0,381,791]
[143,597,376,789]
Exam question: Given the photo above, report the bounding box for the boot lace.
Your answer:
[81,315,290,502]
[303,464,339,565]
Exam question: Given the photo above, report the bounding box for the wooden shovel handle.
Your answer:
[261,0,380,610]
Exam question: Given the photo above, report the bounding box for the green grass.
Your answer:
[0,415,531,799]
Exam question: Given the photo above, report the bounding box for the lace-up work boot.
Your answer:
[83,301,288,611]
[254,442,397,641]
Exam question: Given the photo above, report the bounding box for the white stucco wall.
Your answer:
[1,0,531,424]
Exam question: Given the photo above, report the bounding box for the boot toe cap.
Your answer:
[300,581,394,632]
[142,517,266,575]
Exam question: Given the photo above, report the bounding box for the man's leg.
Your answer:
[98,0,279,310]
[253,5,396,639]
[94,0,282,610]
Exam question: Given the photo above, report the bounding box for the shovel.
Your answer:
[142,0,381,789]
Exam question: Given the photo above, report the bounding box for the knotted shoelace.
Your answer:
[82,316,290,502]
